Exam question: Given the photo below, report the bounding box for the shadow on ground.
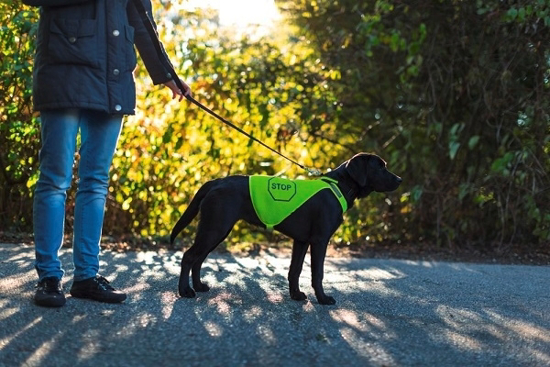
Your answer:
[0,243,549,366]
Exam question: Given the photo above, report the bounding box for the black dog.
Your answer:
[170,153,402,305]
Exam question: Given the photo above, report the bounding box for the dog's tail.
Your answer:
[170,180,217,244]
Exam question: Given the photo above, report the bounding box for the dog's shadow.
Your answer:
[194,251,291,303]
[163,251,367,364]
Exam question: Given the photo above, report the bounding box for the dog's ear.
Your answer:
[345,154,369,187]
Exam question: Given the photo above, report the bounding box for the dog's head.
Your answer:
[343,153,402,198]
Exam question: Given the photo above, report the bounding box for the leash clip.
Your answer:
[305,167,323,176]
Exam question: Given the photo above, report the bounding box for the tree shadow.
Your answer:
[0,243,549,366]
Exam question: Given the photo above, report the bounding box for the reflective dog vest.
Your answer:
[249,176,348,230]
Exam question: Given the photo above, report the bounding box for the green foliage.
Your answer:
[0,0,40,232]
[276,0,550,246]
[2,0,549,250]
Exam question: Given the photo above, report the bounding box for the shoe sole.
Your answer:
[70,290,127,303]
[34,296,66,307]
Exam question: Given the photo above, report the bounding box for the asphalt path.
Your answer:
[0,242,549,367]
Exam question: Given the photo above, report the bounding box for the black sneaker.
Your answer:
[34,277,66,307]
[70,275,126,303]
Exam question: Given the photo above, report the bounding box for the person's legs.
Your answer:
[70,110,126,303]
[33,109,81,307]
[33,109,80,282]
[72,110,123,281]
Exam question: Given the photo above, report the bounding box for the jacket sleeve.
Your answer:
[22,0,93,6]
[127,0,173,86]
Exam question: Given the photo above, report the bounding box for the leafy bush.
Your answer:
[277,0,550,247]
[0,1,40,232]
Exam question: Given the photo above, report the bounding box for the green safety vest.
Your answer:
[249,176,348,230]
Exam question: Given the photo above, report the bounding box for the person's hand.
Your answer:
[164,78,192,101]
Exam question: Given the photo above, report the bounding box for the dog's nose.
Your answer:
[396,176,402,183]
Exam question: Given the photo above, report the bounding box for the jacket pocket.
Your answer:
[124,25,137,71]
[48,19,100,68]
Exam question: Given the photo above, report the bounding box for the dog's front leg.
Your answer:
[310,241,336,305]
[288,240,309,301]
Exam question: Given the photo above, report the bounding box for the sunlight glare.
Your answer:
[183,0,280,30]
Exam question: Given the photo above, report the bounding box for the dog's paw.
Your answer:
[290,291,307,301]
[193,282,210,292]
[179,286,196,298]
[317,295,336,305]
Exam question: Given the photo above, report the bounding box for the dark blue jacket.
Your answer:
[23,0,173,115]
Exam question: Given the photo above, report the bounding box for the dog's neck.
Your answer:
[323,171,360,209]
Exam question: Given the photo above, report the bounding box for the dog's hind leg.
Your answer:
[179,248,199,297]
[288,240,309,301]
[179,226,230,297]
[310,240,336,305]
[179,197,239,298]
[191,253,211,292]
[191,226,232,292]
[179,239,216,297]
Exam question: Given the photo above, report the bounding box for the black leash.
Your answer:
[186,95,322,175]
[131,0,321,176]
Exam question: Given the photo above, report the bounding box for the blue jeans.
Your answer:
[33,109,123,282]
